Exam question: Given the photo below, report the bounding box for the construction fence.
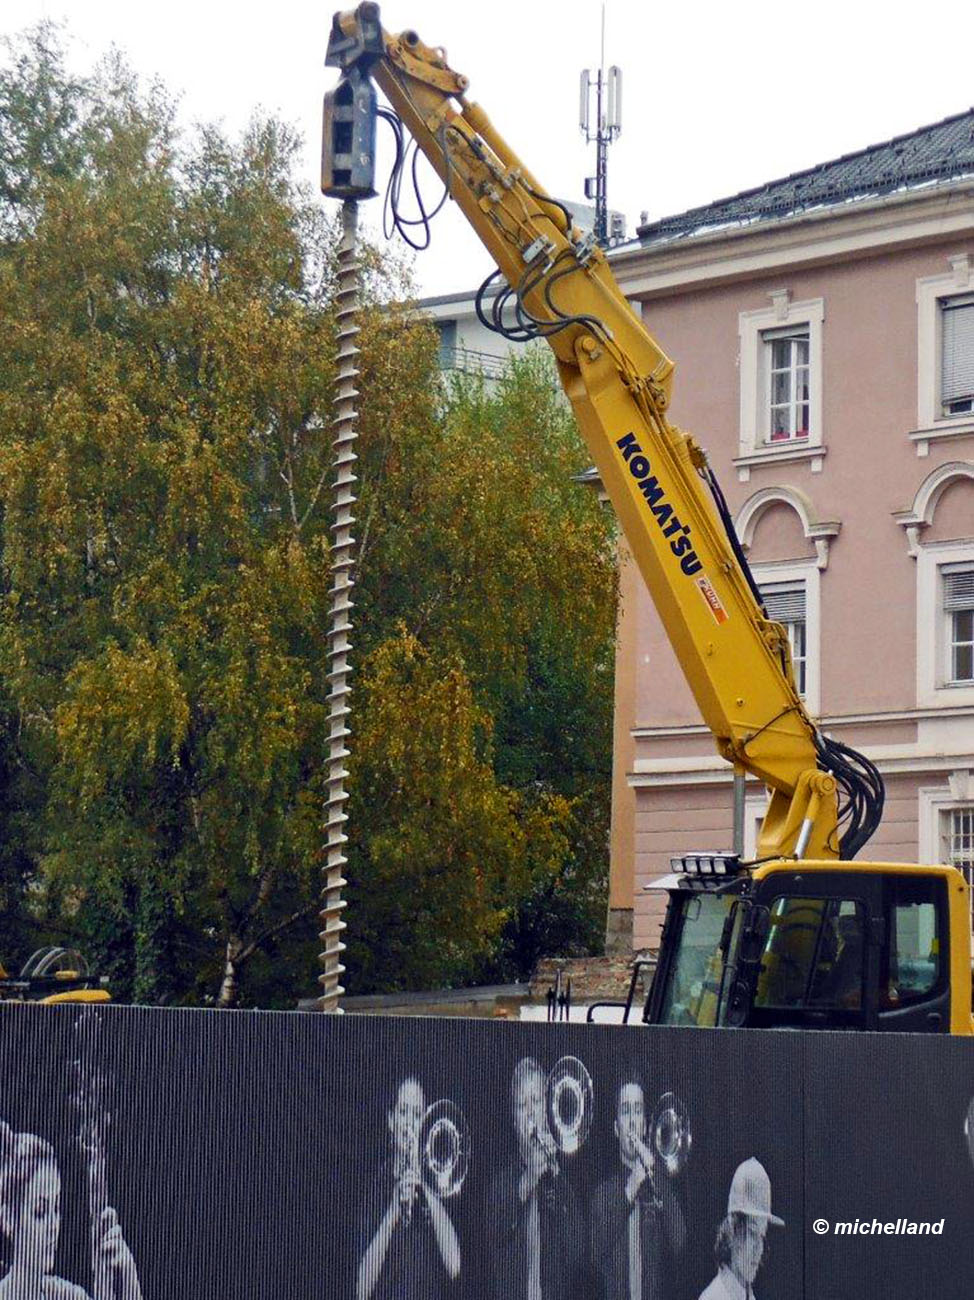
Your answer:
[0,1003,971,1297]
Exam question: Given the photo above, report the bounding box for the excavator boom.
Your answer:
[321,6,970,1035]
[322,4,865,861]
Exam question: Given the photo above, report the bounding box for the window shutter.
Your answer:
[944,568,974,612]
[942,299,974,403]
[761,584,806,623]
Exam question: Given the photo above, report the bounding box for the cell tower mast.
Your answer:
[579,5,621,247]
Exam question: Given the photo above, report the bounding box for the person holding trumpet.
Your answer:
[590,1078,687,1300]
[356,1075,461,1300]
[489,1057,583,1300]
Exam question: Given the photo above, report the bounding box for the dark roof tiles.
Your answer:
[637,108,974,244]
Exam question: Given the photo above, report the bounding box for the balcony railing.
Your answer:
[440,345,510,379]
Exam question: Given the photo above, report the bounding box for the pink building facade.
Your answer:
[604,116,974,954]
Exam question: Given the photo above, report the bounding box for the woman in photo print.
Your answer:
[356,1075,461,1300]
[0,1121,142,1300]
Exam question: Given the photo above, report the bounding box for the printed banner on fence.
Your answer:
[0,1004,971,1298]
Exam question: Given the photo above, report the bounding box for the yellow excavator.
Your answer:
[0,947,110,1004]
[321,6,973,1035]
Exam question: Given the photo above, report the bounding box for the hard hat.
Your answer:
[727,1158,784,1226]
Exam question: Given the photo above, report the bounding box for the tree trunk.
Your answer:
[217,937,241,1008]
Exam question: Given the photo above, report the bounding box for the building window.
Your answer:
[914,257,974,448]
[751,560,820,713]
[766,329,810,442]
[435,320,457,369]
[945,806,974,924]
[737,293,824,478]
[941,295,974,417]
[743,791,770,860]
[920,785,974,934]
[944,565,974,684]
[761,581,807,695]
[914,541,974,708]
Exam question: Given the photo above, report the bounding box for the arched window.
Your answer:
[735,488,840,716]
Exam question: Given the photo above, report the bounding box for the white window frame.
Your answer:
[915,539,974,708]
[946,805,974,875]
[760,579,809,699]
[743,789,770,860]
[943,563,974,686]
[913,254,974,455]
[737,291,825,481]
[765,327,811,444]
[919,783,974,939]
[751,558,821,715]
[941,294,974,417]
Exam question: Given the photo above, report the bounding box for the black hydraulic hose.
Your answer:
[702,465,767,615]
[701,463,886,859]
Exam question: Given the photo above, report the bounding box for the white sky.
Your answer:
[7,0,974,297]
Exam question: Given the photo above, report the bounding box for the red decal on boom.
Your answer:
[696,576,728,625]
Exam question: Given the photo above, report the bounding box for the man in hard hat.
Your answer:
[697,1158,783,1300]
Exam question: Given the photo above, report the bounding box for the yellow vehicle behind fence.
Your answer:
[321,4,973,1034]
[0,946,110,1005]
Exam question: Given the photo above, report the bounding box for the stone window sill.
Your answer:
[909,421,974,457]
[733,442,826,482]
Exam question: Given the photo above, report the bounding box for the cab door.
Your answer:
[876,874,950,1033]
[746,872,884,1031]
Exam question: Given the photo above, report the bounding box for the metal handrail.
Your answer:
[586,958,655,1025]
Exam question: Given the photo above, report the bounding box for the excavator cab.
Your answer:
[644,861,961,1033]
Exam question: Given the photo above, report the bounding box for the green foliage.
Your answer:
[347,352,616,983]
[0,26,616,1004]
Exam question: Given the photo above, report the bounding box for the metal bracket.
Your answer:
[522,234,555,267]
[326,3,385,73]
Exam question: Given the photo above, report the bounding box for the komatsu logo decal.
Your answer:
[616,431,730,626]
[616,431,702,576]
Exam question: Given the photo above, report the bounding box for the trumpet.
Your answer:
[421,1099,471,1200]
[400,1098,471,1225]
[630,1132,663,1206]
[546,1056,593,1157]
[622,1091,691,1207]
[631,1131,657,1178]
[649,1091,691,1179]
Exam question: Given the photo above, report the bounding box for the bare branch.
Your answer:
[297,461,332,535]
[280,443,299,529]
[235,902,318,966]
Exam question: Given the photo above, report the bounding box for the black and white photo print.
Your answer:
[589,1077,689,1300]
[355,1072,465,1300]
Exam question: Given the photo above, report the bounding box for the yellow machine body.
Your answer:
[322,6,973,1033]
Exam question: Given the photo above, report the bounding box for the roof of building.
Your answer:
[636,107,974,245]
[413,281,502,309]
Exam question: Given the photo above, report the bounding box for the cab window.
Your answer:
[754,897,865,1011]
[885,877,943,1005]
[657,892,738,1028]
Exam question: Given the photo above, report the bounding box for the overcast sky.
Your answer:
[8,0,974,297]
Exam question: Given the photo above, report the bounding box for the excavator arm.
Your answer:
[322,4,883,862]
